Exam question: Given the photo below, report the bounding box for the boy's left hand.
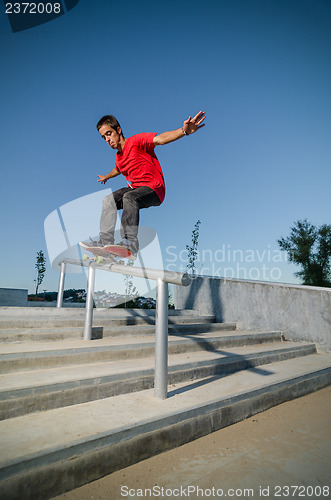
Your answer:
[183,111,206,135]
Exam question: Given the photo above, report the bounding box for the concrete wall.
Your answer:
[175,277,331,353]
[0,288,28,307]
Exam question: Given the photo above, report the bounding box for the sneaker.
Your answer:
[79,237,109,250]
[118,238,131,248]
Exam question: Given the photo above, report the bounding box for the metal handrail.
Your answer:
[57,258,191,399]
[59,258,191,286]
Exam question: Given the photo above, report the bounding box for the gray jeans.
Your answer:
[100,186,161,253]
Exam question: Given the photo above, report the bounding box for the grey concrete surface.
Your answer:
[0,354,330,500]
[0,306,330,499]
[54,386,331,500]
[0,289,28,307]
[0,307,199,317]
[0,329,282,362]
[28,302,86,307]
[175,277,331,352]
[0,310,221,351]
[0,338,314,418]
[0,309,215,334]
[0,321,236,343]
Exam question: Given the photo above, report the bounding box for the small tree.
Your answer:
[278,219,331,287]
[35,250,46,296]
[186,220,201,276]
[168,287,174,309]
[124,261,139,307]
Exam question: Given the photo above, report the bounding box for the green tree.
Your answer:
[278,219,331,287]
[186,220,201,276]
[168,287,174,309]
[35,250,46,296]
[124,261,139,307]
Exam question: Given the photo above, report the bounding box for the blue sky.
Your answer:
[0,0,330,295]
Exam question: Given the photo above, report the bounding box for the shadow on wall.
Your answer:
[184,277,224,322]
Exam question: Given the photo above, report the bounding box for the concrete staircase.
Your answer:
[0,307,330,500]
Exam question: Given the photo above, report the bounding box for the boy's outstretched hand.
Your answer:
[183,111,206,135]
[97,168,120,184]
[97,175,108,184]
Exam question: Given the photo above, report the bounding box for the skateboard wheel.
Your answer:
[96,256,103,264]
[82,254,88,261]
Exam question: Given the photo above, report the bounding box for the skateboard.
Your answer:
[80,243,136,265]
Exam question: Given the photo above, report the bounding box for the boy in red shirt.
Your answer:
[80,111,205,257]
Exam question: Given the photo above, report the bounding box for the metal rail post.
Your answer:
[58,258,191,398]
[83,264,96,340]
[56,262,66,308]
[154,279,169,399]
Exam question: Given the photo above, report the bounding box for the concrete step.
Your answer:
[0,314,216,332]
[0,321,236,343]
[0,353,330,500]
[0,330,282,373]
[0,307,199,317]
[0,340,315,419]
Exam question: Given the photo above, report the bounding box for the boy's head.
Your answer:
[97,115,125,150]
[96,115,124,138]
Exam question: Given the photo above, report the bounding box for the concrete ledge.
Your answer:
[0,307,199,317]
[0,356,330,500]
[1,339,310,419]
[0,289,27,307]
[0,322,236,343]
[27,302,85,308]
[175,277,331,353]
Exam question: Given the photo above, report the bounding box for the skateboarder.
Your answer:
[80,111,206,257]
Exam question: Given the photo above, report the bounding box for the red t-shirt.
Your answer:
[115,133,165,203]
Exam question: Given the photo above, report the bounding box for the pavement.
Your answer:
[54,386,331,500]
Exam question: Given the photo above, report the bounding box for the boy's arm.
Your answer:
[97,167,121,184]
[153,111,206,146]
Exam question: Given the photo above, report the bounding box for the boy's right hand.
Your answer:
[97,175,108,184]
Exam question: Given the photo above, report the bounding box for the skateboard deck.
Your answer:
[79,242,135,263]
[102,244,136,260]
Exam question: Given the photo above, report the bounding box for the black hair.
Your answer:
[96,115,124,138]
